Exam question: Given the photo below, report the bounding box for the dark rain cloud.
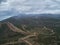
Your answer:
[0,0,6,3]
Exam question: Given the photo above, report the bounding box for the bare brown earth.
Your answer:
[0,22,57,45]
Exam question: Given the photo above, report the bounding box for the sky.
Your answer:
[0,0,60,21]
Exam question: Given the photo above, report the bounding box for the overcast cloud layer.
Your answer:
[0,0,60,21]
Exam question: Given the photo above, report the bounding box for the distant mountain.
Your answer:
[1,14,60,22]
[1,14,60,29]
[1,14,60,34]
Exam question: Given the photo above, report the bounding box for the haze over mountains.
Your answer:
[0,14,60,21]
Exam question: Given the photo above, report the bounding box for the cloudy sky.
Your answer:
[0,0,60,21]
